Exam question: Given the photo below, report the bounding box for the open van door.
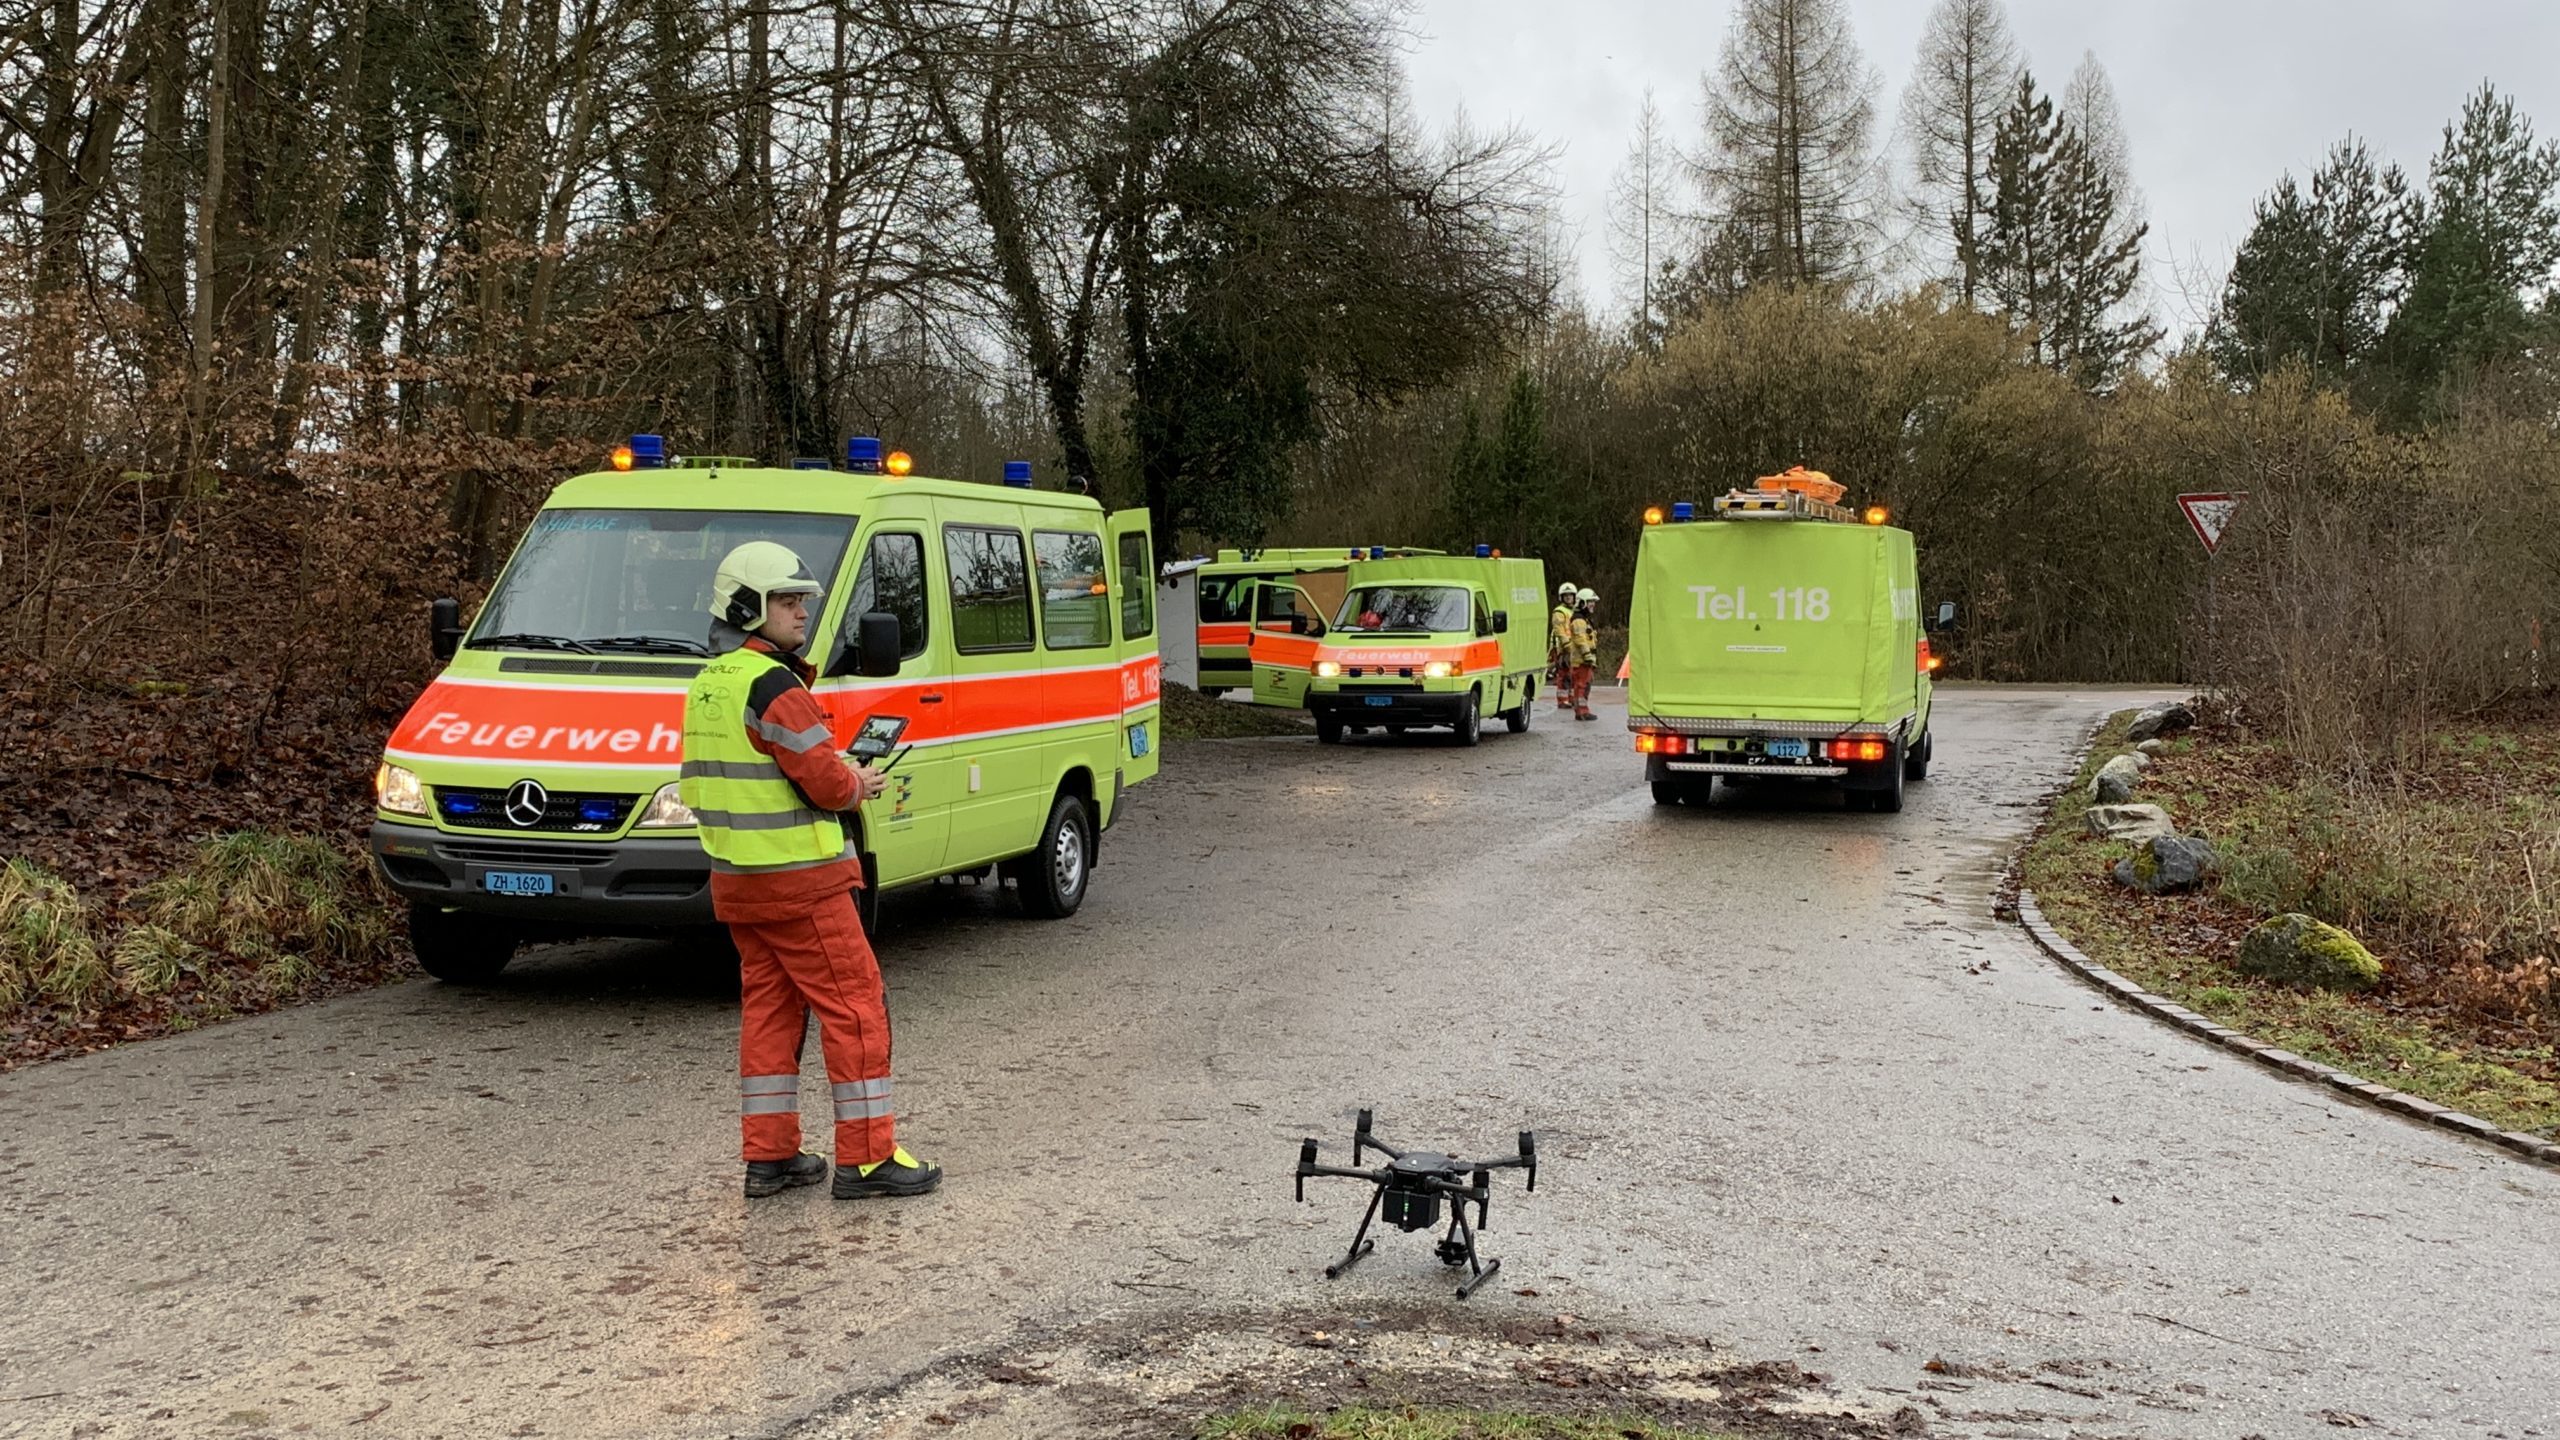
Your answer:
[1244,579,1322,708]
[1107,510,1162,793]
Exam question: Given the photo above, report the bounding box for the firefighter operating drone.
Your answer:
[1293,1110,1538,1299]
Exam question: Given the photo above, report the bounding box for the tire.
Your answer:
[1007,790,1093,919]
[1904,728,1933,782]
[1651,779,1682,806]
[1504,699,1530,734]
[1870,745,1908,813]
[1454,690,1483,747]
[408,902,519,984]
[854,849,881,937]
[1316,714,1344,745]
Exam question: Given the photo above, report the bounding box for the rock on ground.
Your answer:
[2085,803,2177,841]
[2112,835,2218,894]
[2091,753,2147,804]
[2237,912,2383,991]
[2126,701,2199,744]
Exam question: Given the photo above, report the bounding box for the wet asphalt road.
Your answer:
[3,686,2555,1440]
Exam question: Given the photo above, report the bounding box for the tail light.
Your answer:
[1831,736,1889,762]
[1635,732,1689,756]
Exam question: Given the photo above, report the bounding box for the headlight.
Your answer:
[1313,661,1341,678]
[376,763,427,817]
[1422,661,1454,679]
[635,782,697,828]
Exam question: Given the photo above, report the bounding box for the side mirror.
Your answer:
[1491,612,1510,634]
[855,611,902,678]
[430,598,463,660]
[1930,601,1958,632]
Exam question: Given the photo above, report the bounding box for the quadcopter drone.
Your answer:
[1293,1109,1538,1300]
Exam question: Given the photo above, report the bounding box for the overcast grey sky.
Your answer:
[1395,0,2560,335]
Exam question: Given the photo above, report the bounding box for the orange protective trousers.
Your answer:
[732,890,896,1166]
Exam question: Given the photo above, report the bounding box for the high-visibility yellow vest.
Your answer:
[679,649,845,873]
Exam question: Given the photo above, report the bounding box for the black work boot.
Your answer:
[744,1151,830,1198]
[833,1146,942,1199]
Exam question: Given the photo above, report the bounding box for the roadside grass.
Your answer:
[2020,710,2560,1138]
[1162,681,1315,739]
[0,858,114,1009]
[1202,1407,1743,1440]
[3,831,409,1067]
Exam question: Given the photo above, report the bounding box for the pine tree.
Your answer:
[1606,89,1684,340]
[2381,83,2560,405]
[1964,71,2155,388]
[2209,138,2415,385]
[1695,0,1879,288]
[1900,0,2019,307]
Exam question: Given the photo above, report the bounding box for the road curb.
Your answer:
[2014,890,2560,1172]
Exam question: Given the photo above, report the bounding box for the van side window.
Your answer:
[1474,593,1494,637]
[1032,530,1110,651]
[944,525,1034,653]
[1118,531,1154,639]
[846,531,930,661]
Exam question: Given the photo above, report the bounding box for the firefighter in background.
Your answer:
[1567,586,1602,721]
[1550,580,1579,711]
[680,542,943,1201]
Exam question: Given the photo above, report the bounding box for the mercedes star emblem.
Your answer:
[503,779,549,828]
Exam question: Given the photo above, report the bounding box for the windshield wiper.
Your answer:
[579,635,711,656]
[470,632,598,653]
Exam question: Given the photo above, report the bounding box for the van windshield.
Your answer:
[1335,585,1469,634]
[470,509,856,655]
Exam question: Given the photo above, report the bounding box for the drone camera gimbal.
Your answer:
[1293,1108,1538,1300]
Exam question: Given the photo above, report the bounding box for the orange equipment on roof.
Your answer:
[1753,466,1845,505]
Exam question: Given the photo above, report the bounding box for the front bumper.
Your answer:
[370,820,715,928]
[1307,685,1469,727]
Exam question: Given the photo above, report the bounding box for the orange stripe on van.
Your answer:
[388,655,1161,768]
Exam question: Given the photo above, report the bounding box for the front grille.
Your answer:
[437,840,620,867]
[434,785,638,834]
[498,656,703,678]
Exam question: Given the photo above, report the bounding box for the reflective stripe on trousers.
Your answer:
[832,1077,892,1123]
[741,1074,798,1116]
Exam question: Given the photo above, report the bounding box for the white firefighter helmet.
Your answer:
[710,541,825,633]
[1577,587,1598,605]
[1556,580,1577,600]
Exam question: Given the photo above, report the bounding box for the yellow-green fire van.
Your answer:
[1248,549,1549,745]
[1626,472,1943,812]
[370,436,1161,980]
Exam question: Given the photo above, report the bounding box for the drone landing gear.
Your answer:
[1296,1109,1537,1300]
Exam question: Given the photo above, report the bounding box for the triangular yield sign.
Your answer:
[2178,492,2243,554]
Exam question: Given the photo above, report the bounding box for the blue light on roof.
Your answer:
[1368,546,1385,559]
[1473,543,1491,557]
[1003,460,1034,488]
[846,436,884,473]
[629,434,667,469]
[1671,501,1695,522]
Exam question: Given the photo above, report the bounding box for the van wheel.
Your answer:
[1316,715,1344,745]
[1869,747,1908,814]
[1454,691,1483,747]
[408,903,519,984]
[854,854,881,936]
[1651,780,1682,806]
[1007,791,1093,919]
[1904,729,1933,782]
[1504,700,1531,733]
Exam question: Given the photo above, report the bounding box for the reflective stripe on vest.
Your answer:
[680,647,846,871]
